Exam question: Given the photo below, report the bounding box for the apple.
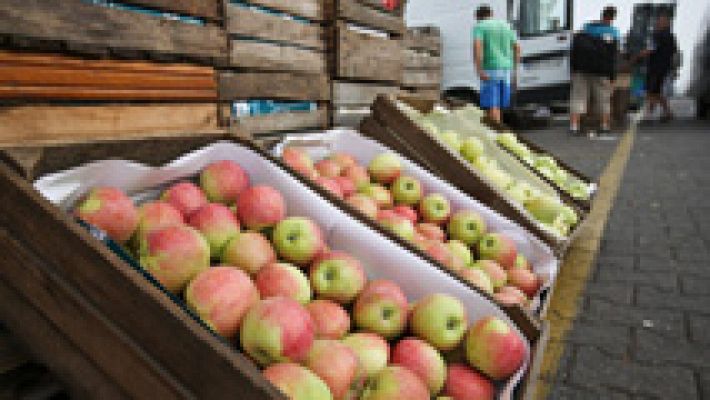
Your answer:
[263,363,332,400]
[419,194,451,225]
[305,339,359,400]
[460,137,485,163]
[493,286,529,308]
[139,225,210,293]
[306,300,350,340]
[507,268,541,297]
[505,182,536,205]
[310,251,366,304]
[368,153,402,185]
[447,240,473,267]
[378,212,415,241]
[334,176,356,198]
[329,152,358,170]
[443,364,494,400]
[283,147,318,180]
[236,185,286,230]
[75,187,139,243]
[477,233,517,269]
[513,254,531,270]
[472,260,507,290]
[360,184,393,209]
[465,316,526,380]
[458,267,494,295]
[199,160,249,204]
[391,176,422,206]
[188,203,241,259]
[353,280,408,339]
[346,194,379,219]
[343,165,370,191]
[272,217,325,266]
[524,195,566,225]
[316,177,345,199]
[161,181,208,218]
[316,159,343,178]
[342,333,390,379]
[447,210,487,246]
[360,366,429,400]
[185,266,258,338]
[421,240,461,273]
[134,201,184,240]
[416,223,446,242]
[222,231,276,275]
[392,205,418,224]
[439,131,462,152]
[255,262,312,305]
[410,293,467,351]
[240,297,314,366]
[391,338,446,395]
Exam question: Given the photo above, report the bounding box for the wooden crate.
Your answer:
[0,132,544,399]
[219,0,331,136]
[402,26,441,98]
[331,80,399,126]
[0,0,226,65]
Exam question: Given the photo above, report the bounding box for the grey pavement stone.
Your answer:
[596,269,678,291]
[570,346,697,399]
[637,286,710,313]
[701,371,710,400]
[681,276,710,295]
[567,323,630,356]
[547,384,631,400]
[689,314,710,344]
[636,254,675,272]
[596,255,635,271]
[584,282,635,305]
[585,298,686,339]
[634,330,710,369]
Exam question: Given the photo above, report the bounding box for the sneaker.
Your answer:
[568,127,580,136]
[599,127,612,135]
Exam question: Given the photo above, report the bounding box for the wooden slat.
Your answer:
[0,163,285,399]
[338,0,404,35]
[332,81,399,106]
[400,88,440,101]
[401,70,441,88]
[119,0,221,20]
[234,106,329,136]
[230,41,325,74]
[0,104,219,146]
[0,0,227,62]
[336,21,402,82]
[242,0,327,21]
[219,71,330,101]
[404,49,441,70]
[226,5,324,50]
[333,107,370,127]
[0,87,216,101]
[0,231,192,399]
[403,27,441,55]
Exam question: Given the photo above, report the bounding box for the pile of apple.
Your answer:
[496,133,593,201]
[282,148,543,307]
[73,160,529,400]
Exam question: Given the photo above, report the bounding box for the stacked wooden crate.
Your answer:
[401,26,442,100]
[0,0,226,146]
[218,0,331,137]
[328,0,405,126]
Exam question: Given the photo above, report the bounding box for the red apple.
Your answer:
[416,223,446,242]
[316,177,345,199]
[472,260,508,290]
[378,211,415,241]
[185,266,258,338]
[255,262,312,305]
[353,280,409,339]
[513,254,532,270]
[236,185,286,230]
[393,205,418,224]
[361,184,393,209]
[507,268,541,297]
[443,364,494,400]
[343,165,370,191]
[368,153,402,185]
[306,300,350,340]
[477,233,517,269]
[342,333,390,379]
[134,201,184,240]
[199,160,249,204]
[263,363,332,400]
[422,240,463,273]
[329,152,358,170]
[161,181,208,218]
[360,366,429,400]
[316,159,343,178]
[493,286,529,307]
[334,176,357,197]
[310,251,367,305]
[188,203,240,259]
[283,147,318,180]
[75,187,139,243]
[305,339,359,400]
[221,231,276,275]
[346,193,379,219]
[391,338,446,395]
[459,267,494,295]
[465,316,526,380]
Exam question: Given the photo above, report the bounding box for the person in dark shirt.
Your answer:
[641,14,678,122]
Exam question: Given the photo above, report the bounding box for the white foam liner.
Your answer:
[34,139,534,399]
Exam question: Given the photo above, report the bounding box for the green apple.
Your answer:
[391,176,423,206]
[420,121,440,135]
[342,332,390,379]
[353,280,409,339]
[368,153,402,185]
[263,363,333,400]
[410,293,468,351]
[566,180,591,200]
[484,168,514,190]
[447,210,487,246]
[477,233,518,270]
[360,184,393,209]
[360,366,430,400]
[310,251,366,305]
[505,182,536,205]
[459,137,485,163]
[438,131,462,152]
[534,155,558,170]
[272,217,325,266]
[524,195,565,225]
[378,211,416,241]
[419,193,451,225]
[459,266,494,294]
[447,240,473,266]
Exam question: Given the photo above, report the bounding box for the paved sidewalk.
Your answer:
[522,122,710,399]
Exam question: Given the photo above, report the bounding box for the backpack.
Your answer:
[570,32,618,80]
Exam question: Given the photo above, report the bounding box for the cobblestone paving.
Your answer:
[522,122,710,400]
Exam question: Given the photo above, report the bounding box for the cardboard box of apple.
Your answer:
[36,141,539,400]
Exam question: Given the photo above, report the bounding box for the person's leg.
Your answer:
[595,76,613,132]
[569,73,589,134]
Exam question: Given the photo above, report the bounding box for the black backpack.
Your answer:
[570,32,618,80]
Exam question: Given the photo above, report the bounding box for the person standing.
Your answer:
[472,5,520,125]
[569,6,621,136]
[641,14,678,122]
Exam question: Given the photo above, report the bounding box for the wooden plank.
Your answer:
[400,88,440,101]
[230,41,325,74]
[0,104,219,147]
[233,107,329,136]
[336,21,402,82]
[404,49,441,70]
[333,107,370,127]
[226,5,324,50]
[219,71,330,101]
[0,162,285,399]
[119,0,221,20]
[403,26,441,54]
[0,87,216,101]
[338,0,404,35]
[0,0,227,62]
[332,81,398,106]
[401,69,441,88]
[0,231,192,399]
[242,0,327,21]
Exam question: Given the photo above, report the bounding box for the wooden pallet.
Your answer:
[332,80,398,126]
[402,26,441,96]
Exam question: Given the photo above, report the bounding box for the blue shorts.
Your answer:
[480,71,512,109]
